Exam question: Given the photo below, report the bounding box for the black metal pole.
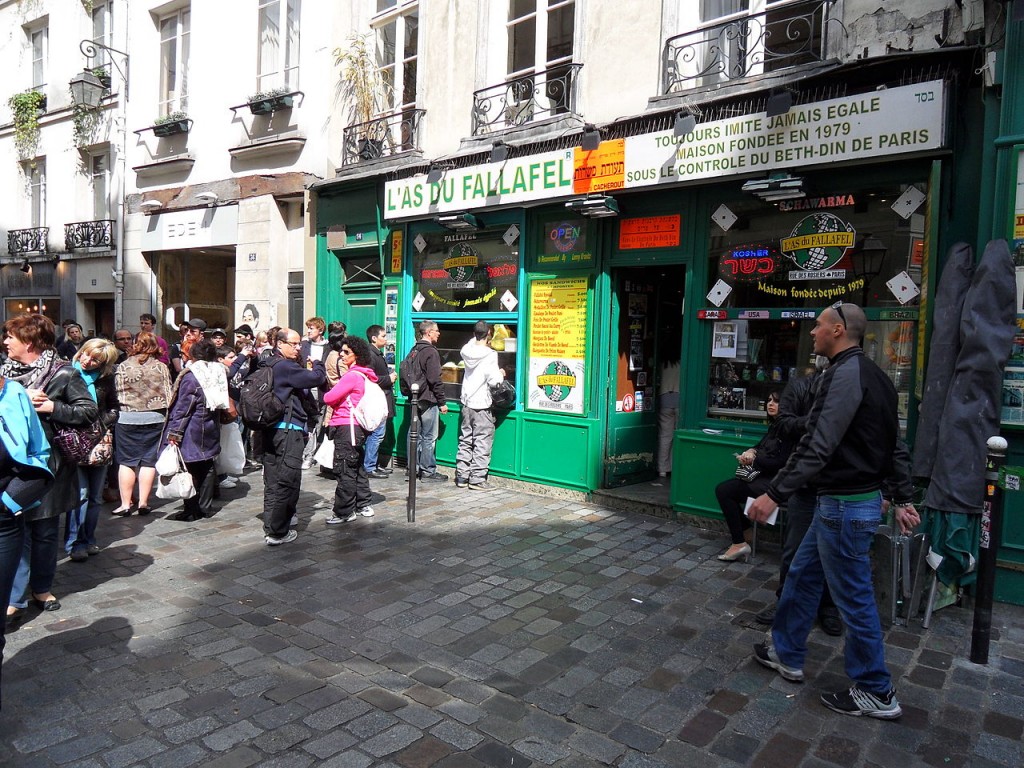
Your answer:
[407,383,419,523]
[971,435,1007,664]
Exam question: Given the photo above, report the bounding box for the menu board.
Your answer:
[528,277,588,414]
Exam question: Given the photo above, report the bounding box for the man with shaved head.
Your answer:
[748,302,919,720]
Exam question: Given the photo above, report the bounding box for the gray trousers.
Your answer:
[455,407,495,484]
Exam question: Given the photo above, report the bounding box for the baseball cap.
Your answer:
[232,324,254,337]
[187,318,207,331]
[210,328,226,338]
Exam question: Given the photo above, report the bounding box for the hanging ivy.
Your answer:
[8,90,46,159]
[71,92,102,149]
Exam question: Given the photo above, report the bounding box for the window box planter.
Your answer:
[248,93,294,115]
[151,115,191,137]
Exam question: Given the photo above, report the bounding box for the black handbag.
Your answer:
[735,464,761,482]
[489,380,516,409]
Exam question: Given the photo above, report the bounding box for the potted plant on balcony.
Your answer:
[334,32,390,161]
[152,110,190,137]
[91,66,112,90]
[246,86,294,115]
[8,89,47,158]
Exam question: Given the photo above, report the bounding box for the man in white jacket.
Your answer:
[455,321,504,490]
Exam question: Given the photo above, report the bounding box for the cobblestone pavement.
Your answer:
[2,466,1023,767]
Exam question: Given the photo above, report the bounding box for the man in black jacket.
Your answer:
[260,328,325,545]
[364,324,396,478]
[407,320,448,482]
[749,302,919,720]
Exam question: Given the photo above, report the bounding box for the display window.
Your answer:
[411,321,518,405]
[411,227,521,313]
[703,181,925,430]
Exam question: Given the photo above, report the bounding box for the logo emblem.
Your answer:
[536,361,577,403]
[780,213,855,274]
[443,242,479,284]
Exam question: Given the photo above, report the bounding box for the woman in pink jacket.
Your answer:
[322,336,379,524]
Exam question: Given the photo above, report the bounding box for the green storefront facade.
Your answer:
[311,49,1024,602]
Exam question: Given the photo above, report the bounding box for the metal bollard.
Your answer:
[970,435,1007,665]
[407,383,419,523]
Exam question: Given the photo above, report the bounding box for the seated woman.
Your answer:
[715,392,793,562]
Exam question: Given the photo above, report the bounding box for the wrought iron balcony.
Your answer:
[65,220,115,251]
[663,0,845,94]
[472,63,582,136]
[341,109,426,166]
[7,227,48,255]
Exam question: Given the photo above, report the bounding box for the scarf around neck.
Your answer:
[0,348,65,390]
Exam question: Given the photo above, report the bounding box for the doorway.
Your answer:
[604,264,685,488]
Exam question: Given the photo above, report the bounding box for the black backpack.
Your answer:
[238,359,287,429]
[398,342,428,397]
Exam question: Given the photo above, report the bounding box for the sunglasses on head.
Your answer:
[830,301,847,328]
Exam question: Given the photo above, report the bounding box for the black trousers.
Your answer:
[183,460,214,520]
[262,428,305,538]
[715,476,771,544]
[331,424,371,519]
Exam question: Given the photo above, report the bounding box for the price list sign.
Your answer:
[528,277,588,414]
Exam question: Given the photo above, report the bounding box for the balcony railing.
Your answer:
[65,220,115,251]
[472,63,583,136]
[341,109,426,166]
[8,227,48,255]
[663,0,845,94]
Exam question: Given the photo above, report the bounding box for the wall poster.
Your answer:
[528,277,588,415]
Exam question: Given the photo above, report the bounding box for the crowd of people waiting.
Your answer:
[0,312,398,641]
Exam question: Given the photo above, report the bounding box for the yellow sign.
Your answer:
[390,231,403,273]
[529,277,588,360]
[573,139,625,194]
[1015,214,1024,240]
[780,232,856,252]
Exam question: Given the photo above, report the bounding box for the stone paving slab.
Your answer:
[1,466,1023,767]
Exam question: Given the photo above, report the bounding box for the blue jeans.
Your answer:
[8,516,60,610]
[416,405,439,475]
[0,511,26,708]
[772,493,891,694]
[67,466,107,553]
[363,420,386,473]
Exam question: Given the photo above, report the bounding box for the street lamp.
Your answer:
[73,39,130,329]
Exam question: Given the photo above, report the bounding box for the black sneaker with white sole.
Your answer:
[752,640,804,682]
[820,686,902,719]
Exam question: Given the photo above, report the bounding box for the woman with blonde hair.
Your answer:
[66,339,120,561]
[112,331,172,516]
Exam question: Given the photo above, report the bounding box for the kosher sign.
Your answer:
[528,277,588,415]
[719,244,780,282]
[625,81,945,188]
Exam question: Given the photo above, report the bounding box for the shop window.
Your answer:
[703,182,923,430]
[5,297,59,325]
[257,0,301,93]
[414,320,518,405]
[411,228,520,314]
[156,249,233,332]
[158,8,190,117]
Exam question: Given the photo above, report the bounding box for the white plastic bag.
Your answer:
[155,444,181,477]
[313,435,335,469]
[215,423,245,476]
[154,444,196,500]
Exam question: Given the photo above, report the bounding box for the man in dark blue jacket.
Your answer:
[749,302,919,720]
[260,328,325,545]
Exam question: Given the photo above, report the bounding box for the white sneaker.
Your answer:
[219,477,238,489]
[326,512,358,525]
[301,458,314,470]
[265,530,298,546]
[358,506,375,517]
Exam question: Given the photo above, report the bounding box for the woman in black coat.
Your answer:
[2,314,97,620]
[715,392,794,563]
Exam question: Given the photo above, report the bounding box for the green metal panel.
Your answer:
[488,410,521,476]
[671,430,747,521]
[520,415,601,490]
[315,234,345,321]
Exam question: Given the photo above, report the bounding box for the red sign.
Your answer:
[618,215,681,250]
[698,310,727,319]
[622,393,635,412]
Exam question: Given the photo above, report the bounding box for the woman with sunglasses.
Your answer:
[322,337,379,524]
[715,392,794,562]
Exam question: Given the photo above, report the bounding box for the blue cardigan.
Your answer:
[0,378,54,514]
